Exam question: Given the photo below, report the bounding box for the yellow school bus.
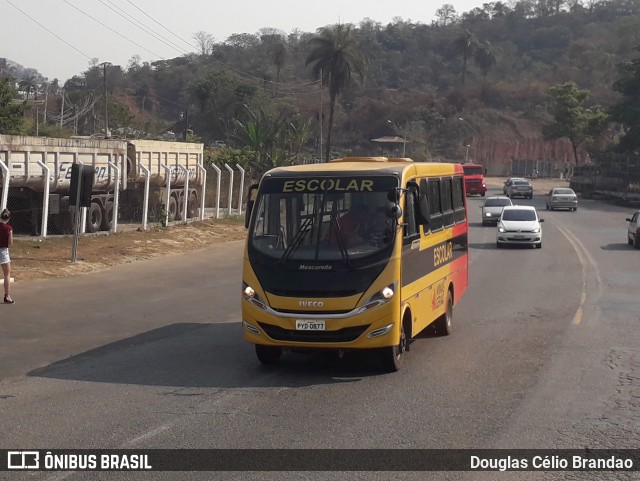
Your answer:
[242,157,468,371]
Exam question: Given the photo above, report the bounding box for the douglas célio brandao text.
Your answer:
[470,455,634,471]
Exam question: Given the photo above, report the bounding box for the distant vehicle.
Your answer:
[546,187,578,211]
[505,179,533,199]
[0,135,204,235]
[626,210,640,249]
[462,162,487,197]
[503,177,525,195]
[497,205,544,249]
[481,196,512,226]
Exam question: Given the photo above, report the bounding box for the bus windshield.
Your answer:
[249,176,398,265]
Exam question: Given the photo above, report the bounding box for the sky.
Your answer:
[2,0,485,83]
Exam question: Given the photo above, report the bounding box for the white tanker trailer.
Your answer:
[0,135,204,234]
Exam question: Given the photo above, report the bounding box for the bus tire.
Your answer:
[433,288,453,336]
[380,318,408,372]
[87,202,103,233]
[255,344,282,365]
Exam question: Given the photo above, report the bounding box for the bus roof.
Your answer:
[264,157,463,178]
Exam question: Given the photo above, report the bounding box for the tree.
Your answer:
[18,74,38,100]
[610,48,640,152]
[271,41,287,97]
[234,106,312,177]
[475,42,497,79]
[543,82,608,163]
[451,29,480,87]
[0,77,27,133]
[193,31,215,56]
[434,4,459,26]
[305,24,366,161]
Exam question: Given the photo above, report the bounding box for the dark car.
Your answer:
[506,179,533,199]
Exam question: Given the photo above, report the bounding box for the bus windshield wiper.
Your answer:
[279,216,314,264]
[330,213,351,267]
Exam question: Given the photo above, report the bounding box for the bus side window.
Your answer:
[452,176,466,223]
[403,188,419,243]
[428,178,444,232]
[441,177,454,227]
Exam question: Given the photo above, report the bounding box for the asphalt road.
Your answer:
[1,185,639,481]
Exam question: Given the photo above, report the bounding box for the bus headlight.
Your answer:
[498,226,506,233]
[242,282,267,310]
[363,283,396,311]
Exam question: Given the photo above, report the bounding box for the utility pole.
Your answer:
[183,106,189,141]
[102,62,110,137]
[60,89,65,129]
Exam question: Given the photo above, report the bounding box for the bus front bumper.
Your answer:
[242,301,399,349]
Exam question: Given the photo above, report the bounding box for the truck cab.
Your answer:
[462,162,487,197]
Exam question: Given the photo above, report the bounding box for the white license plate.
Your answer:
[296,320,325,331]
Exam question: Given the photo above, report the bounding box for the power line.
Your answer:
[4,0,93,61]
[62,0,165,60]
[125,0,197,52]
[99,0,190,55]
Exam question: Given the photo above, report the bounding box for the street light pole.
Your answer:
[465,144,470,162]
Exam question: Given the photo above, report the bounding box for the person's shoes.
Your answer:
[4,295,15,304]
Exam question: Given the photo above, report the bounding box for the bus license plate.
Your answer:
[296,320,325,331]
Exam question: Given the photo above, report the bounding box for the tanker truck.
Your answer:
[0,135,204,234]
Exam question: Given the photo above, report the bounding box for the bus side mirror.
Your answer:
[245,184,259,228]
[386,203,402,220]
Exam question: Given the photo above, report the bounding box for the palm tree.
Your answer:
[305,24,366,162]
[18,75,38,100]
[475,43,497,80]
[271,42,287,98]
[451,29,480,87]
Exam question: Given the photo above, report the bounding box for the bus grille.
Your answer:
[257,323,369,343]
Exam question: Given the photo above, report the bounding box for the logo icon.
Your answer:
[7,451,40,469]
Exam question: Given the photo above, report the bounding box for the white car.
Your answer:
[627,211,640,249]
[481,196,513,226]
[496,205,544,249]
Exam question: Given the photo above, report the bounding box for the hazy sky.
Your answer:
[3,0,485,82]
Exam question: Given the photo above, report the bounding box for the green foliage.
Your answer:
[233,105,313,177]
[610,47,640,152]
[0,77,27,134]
[543,82,609,162]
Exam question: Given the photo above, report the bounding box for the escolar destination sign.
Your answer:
[263,176,398,194]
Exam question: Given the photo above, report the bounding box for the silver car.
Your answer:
[496,206,544,249]
[481,196,513,226]
[546,187,578,211]
[505,179,533,199]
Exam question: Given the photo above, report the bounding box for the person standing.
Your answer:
[0,209,15,304]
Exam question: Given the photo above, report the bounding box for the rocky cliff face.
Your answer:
[468,136,576,175]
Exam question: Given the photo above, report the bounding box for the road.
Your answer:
[1,184,639,480]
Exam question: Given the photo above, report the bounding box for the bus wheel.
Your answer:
[380,320,407,372]
[434,289,453,336]
[255,344,282,365]
[87,202,103,233]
